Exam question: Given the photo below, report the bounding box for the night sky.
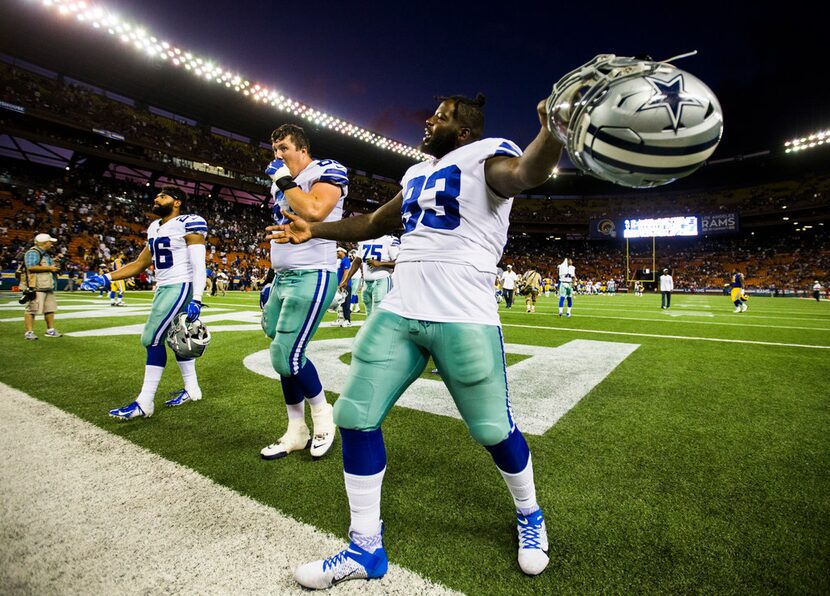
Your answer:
[29,1,830,158]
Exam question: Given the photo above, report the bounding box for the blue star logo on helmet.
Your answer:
[637,74,705,132]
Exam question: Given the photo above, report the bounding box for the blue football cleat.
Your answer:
[516,508,550,575]
[164,389,199,407]
[109,401,152,421]
[294,534,388,589]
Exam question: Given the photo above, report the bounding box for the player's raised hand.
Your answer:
[265,210,312,244]
[265,159,297,191]
[265,159,291,181]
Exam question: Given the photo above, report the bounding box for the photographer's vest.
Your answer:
[24,247,55,291]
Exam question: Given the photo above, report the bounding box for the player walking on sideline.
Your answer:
[268,92,563,588]
[730,270,748,312]
[660,268,674,309]
[90,186,208,419]
[335,247,352,327]
[340,234,400,318]
[259,124,347,461]
[557,258,575,317]
[110,251,127,306]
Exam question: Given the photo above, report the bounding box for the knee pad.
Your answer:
[468,421,509,447]
[270,338,298,377]
[333,395,377,430]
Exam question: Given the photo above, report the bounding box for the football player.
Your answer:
[339,234,400,318]
[89,186,207,419]
[109,251,127,306]
[268,92,563,588]
[347,249,362,313]
[731,269,748,312]
[335,247,352,327]
[259,124,347,461]
[558,258,575,317]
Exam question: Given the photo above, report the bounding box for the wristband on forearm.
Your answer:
[275,177,297,192]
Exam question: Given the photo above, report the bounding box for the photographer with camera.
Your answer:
[22,233,62,340]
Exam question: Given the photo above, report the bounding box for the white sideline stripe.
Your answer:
[534,302,830,320]
[0,382,457,596]
[557,312,830,332]
[502,323,830,350]
[515,304,830,323]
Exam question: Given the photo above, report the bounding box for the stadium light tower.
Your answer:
[784,128,830,154]
[23,0,429,161]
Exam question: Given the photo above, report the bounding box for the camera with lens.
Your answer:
[18,289,37,304]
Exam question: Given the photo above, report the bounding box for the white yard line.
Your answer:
[502,322,830,350]
[523,312,830,332]
[0,383,458,596]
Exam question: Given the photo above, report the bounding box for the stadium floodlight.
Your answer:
[785,128,830,153]
[24,0,430,160]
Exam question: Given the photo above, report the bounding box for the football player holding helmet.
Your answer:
[547,53,723,188]
[166,313,211,359]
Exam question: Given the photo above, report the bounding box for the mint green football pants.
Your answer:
[333,309,514,446]
[262,269,336,377]
[362,277,393,317]
[141,282,192,347]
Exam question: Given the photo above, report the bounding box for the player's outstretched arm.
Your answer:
[485,99,563,198]
[110,246,153,281]
[266,192,403,244]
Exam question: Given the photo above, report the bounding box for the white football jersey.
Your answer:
[358,235,400,281]
[146,214,208,286]
[270,159,348,272]
[559,263,576,285]
[381,138,522,325]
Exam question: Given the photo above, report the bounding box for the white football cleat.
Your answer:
[516,509,549,576]
[740,303,748,312]
[310,402,337,459]
[294,532,388,589]
[261,421,311,460]
[734,306,741,313]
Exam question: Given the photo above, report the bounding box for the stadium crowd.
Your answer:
[2,166,827,295]
[2,60,827,296]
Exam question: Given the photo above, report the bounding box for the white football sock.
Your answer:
[176,359,201,398]
[136,365,164,411]
[286,402,305,420]
[498,455,539,515]
[345,468,385,544]
[306,391,327,409]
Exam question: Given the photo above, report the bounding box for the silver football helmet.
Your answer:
[166,313,211,359]
[329,288,348,311]
[547,54,723,188]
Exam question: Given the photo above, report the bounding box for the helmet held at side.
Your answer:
[166,313,211,359]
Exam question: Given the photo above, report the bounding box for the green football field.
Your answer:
[2,290,829,594]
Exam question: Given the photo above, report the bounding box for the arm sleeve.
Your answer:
[187,243,207,301]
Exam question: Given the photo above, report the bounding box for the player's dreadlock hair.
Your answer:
[271,124,311,153]
[438,93,486,140]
